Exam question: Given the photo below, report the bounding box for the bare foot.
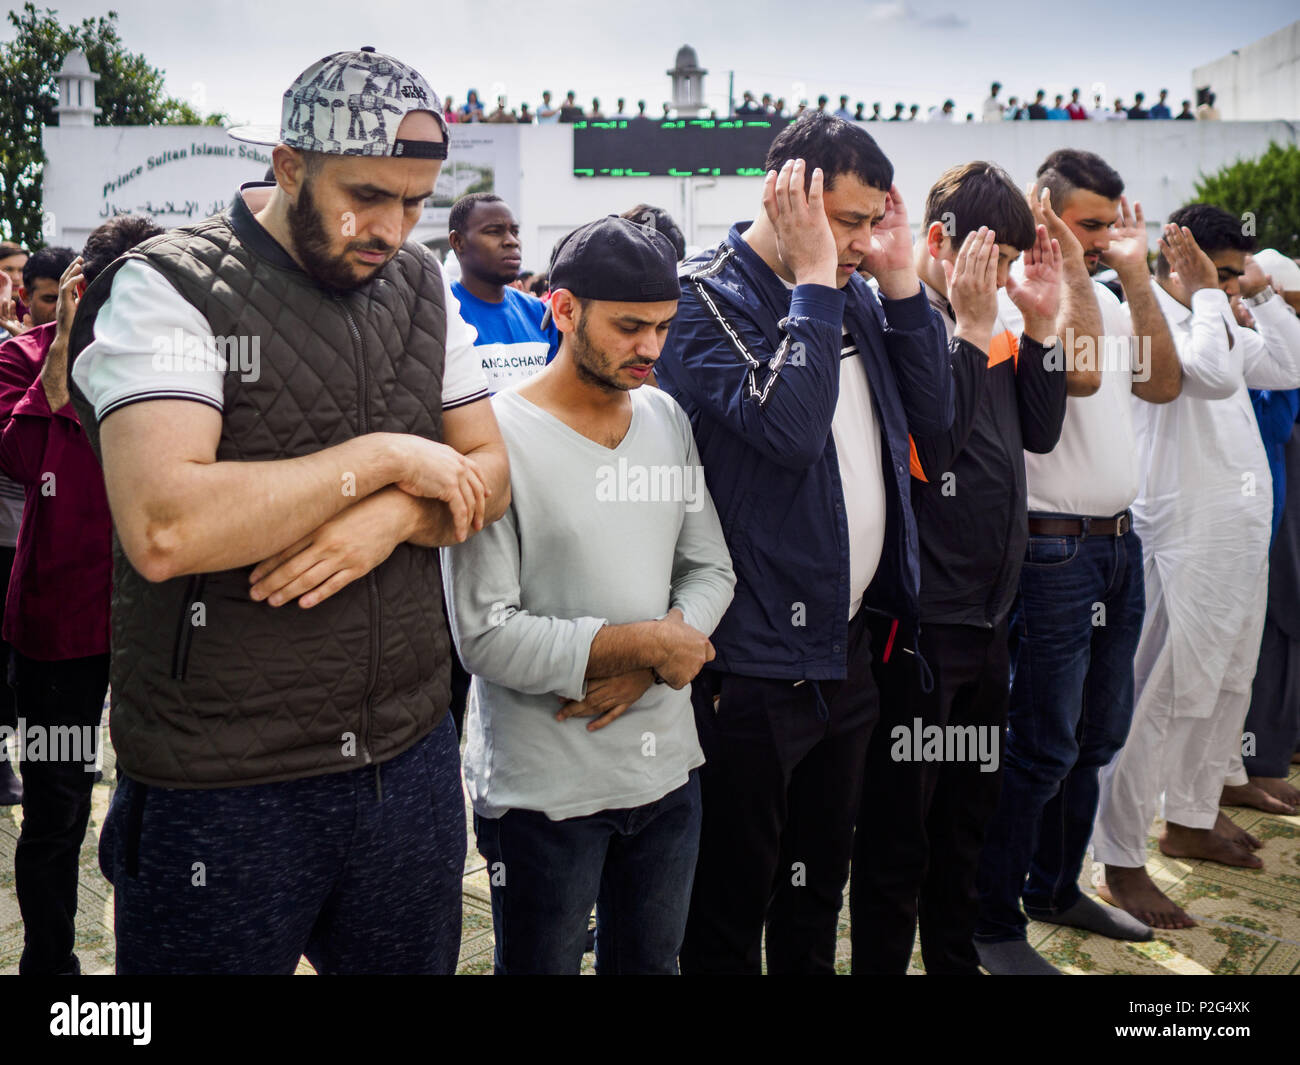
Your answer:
[1099,865,1196,929]
[1214,811,1262,850]
[1249,775,1300,808]
[1221,781,1295,815]
[1161,822,1264,869]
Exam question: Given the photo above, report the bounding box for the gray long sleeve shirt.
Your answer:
[442,384,736,819]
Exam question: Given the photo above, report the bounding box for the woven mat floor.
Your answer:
[2,721,1297,975]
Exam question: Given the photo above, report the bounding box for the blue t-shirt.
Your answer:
[1046,107,1069,120]
[451,282,560,394]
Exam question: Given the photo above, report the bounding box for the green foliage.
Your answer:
[0,4,229,247]
[1193,142,1300,259]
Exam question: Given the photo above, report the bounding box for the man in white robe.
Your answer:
[1095,206,1300,929]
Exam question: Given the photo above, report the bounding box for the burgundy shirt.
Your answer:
[0,322,111,660]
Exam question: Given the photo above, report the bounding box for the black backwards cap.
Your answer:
[540,216,681,328]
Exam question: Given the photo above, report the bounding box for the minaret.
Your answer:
[667,45,708,118]
[54,50,101,126]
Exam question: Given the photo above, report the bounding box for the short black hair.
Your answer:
[449,192,506,236]
[22,245,76,290]
[298,150,330,178]
[924,161,1036,252]
[1036,149,1124,211]
[0,242,25,260]
[621,203,686,261]
[763,111,893,193]
[1155,203,1257,277]
[82,215,164,283]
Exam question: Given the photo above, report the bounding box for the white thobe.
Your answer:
[1094,285,1300,865]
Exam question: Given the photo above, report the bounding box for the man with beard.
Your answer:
[973,149,1183,974]
[1094,210,1300,929]
[66,48,510,974]
[442,216,735,973]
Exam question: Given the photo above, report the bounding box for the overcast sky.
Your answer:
[7,0,1297,121]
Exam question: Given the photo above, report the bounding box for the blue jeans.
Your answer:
[974,525,1145,942]
[474,772,701,975]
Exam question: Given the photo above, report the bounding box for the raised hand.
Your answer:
[1005,223,1063,342]
[1158,223,1218,296]
[762,158,837,288]
[1229,294,1256,330]
[0,298,25,338]
[1237,255,1271,299]
[943,227,999,353]
[52,256,84,343]
[864,183,920,297]
[0,273,27,337]
[39,256,84,411]
[1101,196,1149,280]
[1027,182,1084,269]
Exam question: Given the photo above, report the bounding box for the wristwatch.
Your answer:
[1245,285,1275,307]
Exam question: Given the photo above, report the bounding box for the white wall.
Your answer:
[43,120,1300,271]
[1193,19,1300,120]
[513,120,1300,272]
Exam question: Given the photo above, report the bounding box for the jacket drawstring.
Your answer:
[808,680,831,723]
[375,763,383,803]
[913,639,936,695]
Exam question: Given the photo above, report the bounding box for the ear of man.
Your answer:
[271,145,315,200]
[925,221,948,259]
[548,289,584,333]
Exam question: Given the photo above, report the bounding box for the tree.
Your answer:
[0,4,229,248]
[1194,142,1300,259]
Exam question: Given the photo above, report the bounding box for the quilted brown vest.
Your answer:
[67,194,452,787]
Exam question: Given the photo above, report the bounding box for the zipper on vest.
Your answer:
[171,574,207,681]
[337,294,380,765]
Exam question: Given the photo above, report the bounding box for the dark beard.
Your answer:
[287,180,392,291]
[570,312,629,393]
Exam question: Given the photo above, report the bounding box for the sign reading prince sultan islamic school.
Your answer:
[42,125,275,251]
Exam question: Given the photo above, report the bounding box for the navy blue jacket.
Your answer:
[655,223,954,680]
[1250,388,1300,542]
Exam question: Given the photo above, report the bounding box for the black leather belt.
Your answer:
[1027,511,1132,538]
